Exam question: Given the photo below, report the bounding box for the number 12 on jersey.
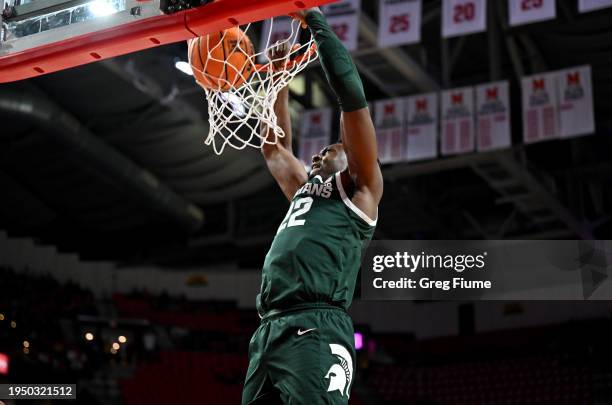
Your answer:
[278,197,314,233]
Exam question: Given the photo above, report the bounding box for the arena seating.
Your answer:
[364,321,611,405]
[0,266,99,381]
[121,350,366,405]
[2,269,606,404]
[113,293,256,335]
[121,351,246,405]
[370,356,591,405]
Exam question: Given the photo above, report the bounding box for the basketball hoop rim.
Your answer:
[0,0,335,83]
[190,14,321,155]
[253,43,317,73]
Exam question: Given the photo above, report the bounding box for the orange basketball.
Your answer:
[188,28,255,92]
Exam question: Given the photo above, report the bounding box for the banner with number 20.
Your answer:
[442,0,487,38]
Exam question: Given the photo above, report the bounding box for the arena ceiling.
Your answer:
[0,1,611,268]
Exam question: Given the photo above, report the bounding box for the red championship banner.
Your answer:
[299,108,332,169]
[441,87,475,155]
[258,16,299,62]
[405,93,438,161]
[475,81,511,151]
[579,0,612,12]
[557,65,595,138]
[442,0,487,38]
[375,98,406,163]
[521,72,559,143]
[322,0,361,51]
[378,0,422,47]
[509,0,556,26]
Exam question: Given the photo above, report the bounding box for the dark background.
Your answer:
[1,0,612,404]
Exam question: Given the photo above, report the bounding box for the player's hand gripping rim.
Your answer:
[288,6,322,29]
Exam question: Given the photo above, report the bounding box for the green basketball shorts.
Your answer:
[241,305,356,405]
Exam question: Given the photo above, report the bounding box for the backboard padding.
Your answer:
[0,0,336,83]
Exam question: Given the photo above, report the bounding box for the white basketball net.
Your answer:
[191,18,317,155]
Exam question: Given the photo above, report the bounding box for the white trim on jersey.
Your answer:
[334,172,378,227]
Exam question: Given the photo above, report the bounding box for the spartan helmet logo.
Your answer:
[324,344,353,398]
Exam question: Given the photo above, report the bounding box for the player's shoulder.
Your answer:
[334,170,377,227]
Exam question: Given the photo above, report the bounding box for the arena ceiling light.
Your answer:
[174,60,194,76]
[88,0,120,17]
[220,92,246,117]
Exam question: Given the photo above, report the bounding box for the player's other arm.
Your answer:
[260,47,308,201]
[300,8,383,219]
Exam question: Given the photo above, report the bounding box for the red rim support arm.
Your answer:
[0,0,336,83]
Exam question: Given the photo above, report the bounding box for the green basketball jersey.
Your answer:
[256,172,376,316]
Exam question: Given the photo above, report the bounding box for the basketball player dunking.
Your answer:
[241,7,383,405]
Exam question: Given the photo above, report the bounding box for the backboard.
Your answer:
[0,0,335,83]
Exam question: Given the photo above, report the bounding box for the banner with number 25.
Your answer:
[509,0,556,26]
[378,0,422,47]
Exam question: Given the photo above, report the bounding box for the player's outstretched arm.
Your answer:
[297,8,383,219]
[260,44,308,201]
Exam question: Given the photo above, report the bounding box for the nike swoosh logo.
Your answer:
[297,328,317,336]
